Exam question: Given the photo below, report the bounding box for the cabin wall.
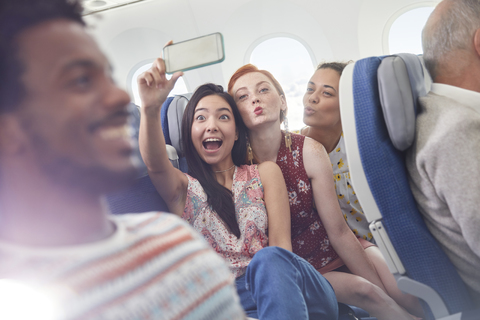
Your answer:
[84,0,439,97]
[358,0,439,57]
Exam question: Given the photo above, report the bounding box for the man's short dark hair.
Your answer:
[0,0,84,114]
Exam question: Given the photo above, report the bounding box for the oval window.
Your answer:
[130,63,188,106]
[388,7,435,54]
[250,37,314,131]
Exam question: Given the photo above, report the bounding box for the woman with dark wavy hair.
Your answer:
[137,57,338,320]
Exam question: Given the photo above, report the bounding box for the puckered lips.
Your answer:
[304,106,315,116]
[254,106,263,115]
[202,137,223,152]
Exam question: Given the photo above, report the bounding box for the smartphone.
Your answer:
[163,32,225,74]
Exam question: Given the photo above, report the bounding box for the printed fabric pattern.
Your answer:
[276,132,340,271]
[183,165,268,278]
[0,213,244,320]
[329,134,373,241]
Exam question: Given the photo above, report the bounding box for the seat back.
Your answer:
[339,54,474,319]
[106,102,178,214]
[165,93,192,173]
[161,96,175,145]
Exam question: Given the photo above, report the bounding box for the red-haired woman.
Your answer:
[228,64,421,320]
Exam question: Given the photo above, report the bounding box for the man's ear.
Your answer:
[0,115,27,156]
[474,28,480,58]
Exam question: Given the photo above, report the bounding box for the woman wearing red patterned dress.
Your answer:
[228,64,418,320]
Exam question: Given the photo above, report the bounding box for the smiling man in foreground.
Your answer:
[0,0,244,319]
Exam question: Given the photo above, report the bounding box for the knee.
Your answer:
[247,247,295,283]
[352,278,386,306]
[250,246,291,268]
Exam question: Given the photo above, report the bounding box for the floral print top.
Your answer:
[329,134,373,242]
[276,132,341,272]
[182,165,268,278]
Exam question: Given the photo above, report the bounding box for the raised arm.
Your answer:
[138,56,188,216]
[303,137,386,291]
[257,161,292,251]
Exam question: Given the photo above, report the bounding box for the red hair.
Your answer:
[227,64,286,121]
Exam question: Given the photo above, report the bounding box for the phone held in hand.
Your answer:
[163,32,225,74]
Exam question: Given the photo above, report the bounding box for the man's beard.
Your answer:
[28,133,141,195]
[39,153,140,195]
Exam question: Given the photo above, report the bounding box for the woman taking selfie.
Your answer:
[137,58,337,320]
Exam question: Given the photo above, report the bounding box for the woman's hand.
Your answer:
[137,43,183,110]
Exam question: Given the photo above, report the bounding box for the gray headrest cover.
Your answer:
[167,93,193,157]
[377,53,426,151]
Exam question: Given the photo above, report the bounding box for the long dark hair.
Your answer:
[181,83,247,238]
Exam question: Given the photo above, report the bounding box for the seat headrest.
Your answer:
[167,93,193,157]
[377,53,427,151]
[161,96,175,144]
[130,102,181,177]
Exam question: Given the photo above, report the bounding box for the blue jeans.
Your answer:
[235,247,338,320]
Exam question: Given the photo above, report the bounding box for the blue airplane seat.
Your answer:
[339,53,476,319]
[163,93,192,173]
[106,101,178,214]
[161,96,175,145]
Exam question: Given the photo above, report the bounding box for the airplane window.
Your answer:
[388,7,435,54]
[130,63,188,106]
[250,37,314,131]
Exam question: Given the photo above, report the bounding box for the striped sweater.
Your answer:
[0,212,245,320]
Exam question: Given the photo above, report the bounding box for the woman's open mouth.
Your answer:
[203,138,223,151]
